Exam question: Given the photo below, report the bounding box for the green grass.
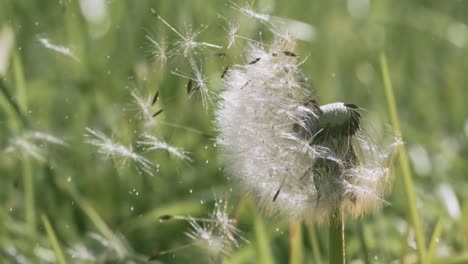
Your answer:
[1,1,467,263]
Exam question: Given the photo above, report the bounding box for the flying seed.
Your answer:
[159,214,173,221]
[248,57,261,64]
[221,66,229,79]
[186,79,193,94]
[151,91,159,106]
[272,188,281,202]
[282,51,297,57]
[240,80,251,89]
[152,109,164,117]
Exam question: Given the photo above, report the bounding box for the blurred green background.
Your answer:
[0,0,467,263]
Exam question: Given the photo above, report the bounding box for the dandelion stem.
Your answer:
[329,210,345,264]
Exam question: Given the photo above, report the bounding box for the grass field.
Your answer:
[1,1,467,263]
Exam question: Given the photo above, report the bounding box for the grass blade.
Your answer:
[41,214,67,264]
[427,217,444,263]
[306,221,322,264]
[380,53,426,263]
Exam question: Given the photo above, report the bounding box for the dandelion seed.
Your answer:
[172,58,212,108]
[137,134,191,162]
[68,244,96,261]
[152,109,164,118]
[38,37,79,61]
[186,218,228,255]
[215,34,400,222]
[151,90,160,106]
[4,131,67,161]
[151,9,222,57]
[27,131,68,146]
[248,57,261,64]
[145,34,168,66]
[156,198,245,257]
[282,50,297,57]
[219,18,240,49]
[129,89,163,127]
[221,65,230,79]
[84,128,155,175]
[232,2,271,23]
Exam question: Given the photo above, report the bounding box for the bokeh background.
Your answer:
[0,0,467,263]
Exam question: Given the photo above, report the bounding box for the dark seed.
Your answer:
[152,109,164,117]
[248,57,261,64]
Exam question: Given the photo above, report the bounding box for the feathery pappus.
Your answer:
[215,36,400,222]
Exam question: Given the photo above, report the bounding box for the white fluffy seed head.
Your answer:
[215,36,399,222]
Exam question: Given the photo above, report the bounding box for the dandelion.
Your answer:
[84,128,155,175]
[215,35,400,222]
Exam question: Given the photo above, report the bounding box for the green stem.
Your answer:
[0,78,29,127]
[357,222,370,264]
[379,54,426,264]
[307,221,322,264]
[329,210,345,264]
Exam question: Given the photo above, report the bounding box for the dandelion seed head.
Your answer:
[215,34,399,222]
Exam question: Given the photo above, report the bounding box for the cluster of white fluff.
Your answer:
[215,36,399,222]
